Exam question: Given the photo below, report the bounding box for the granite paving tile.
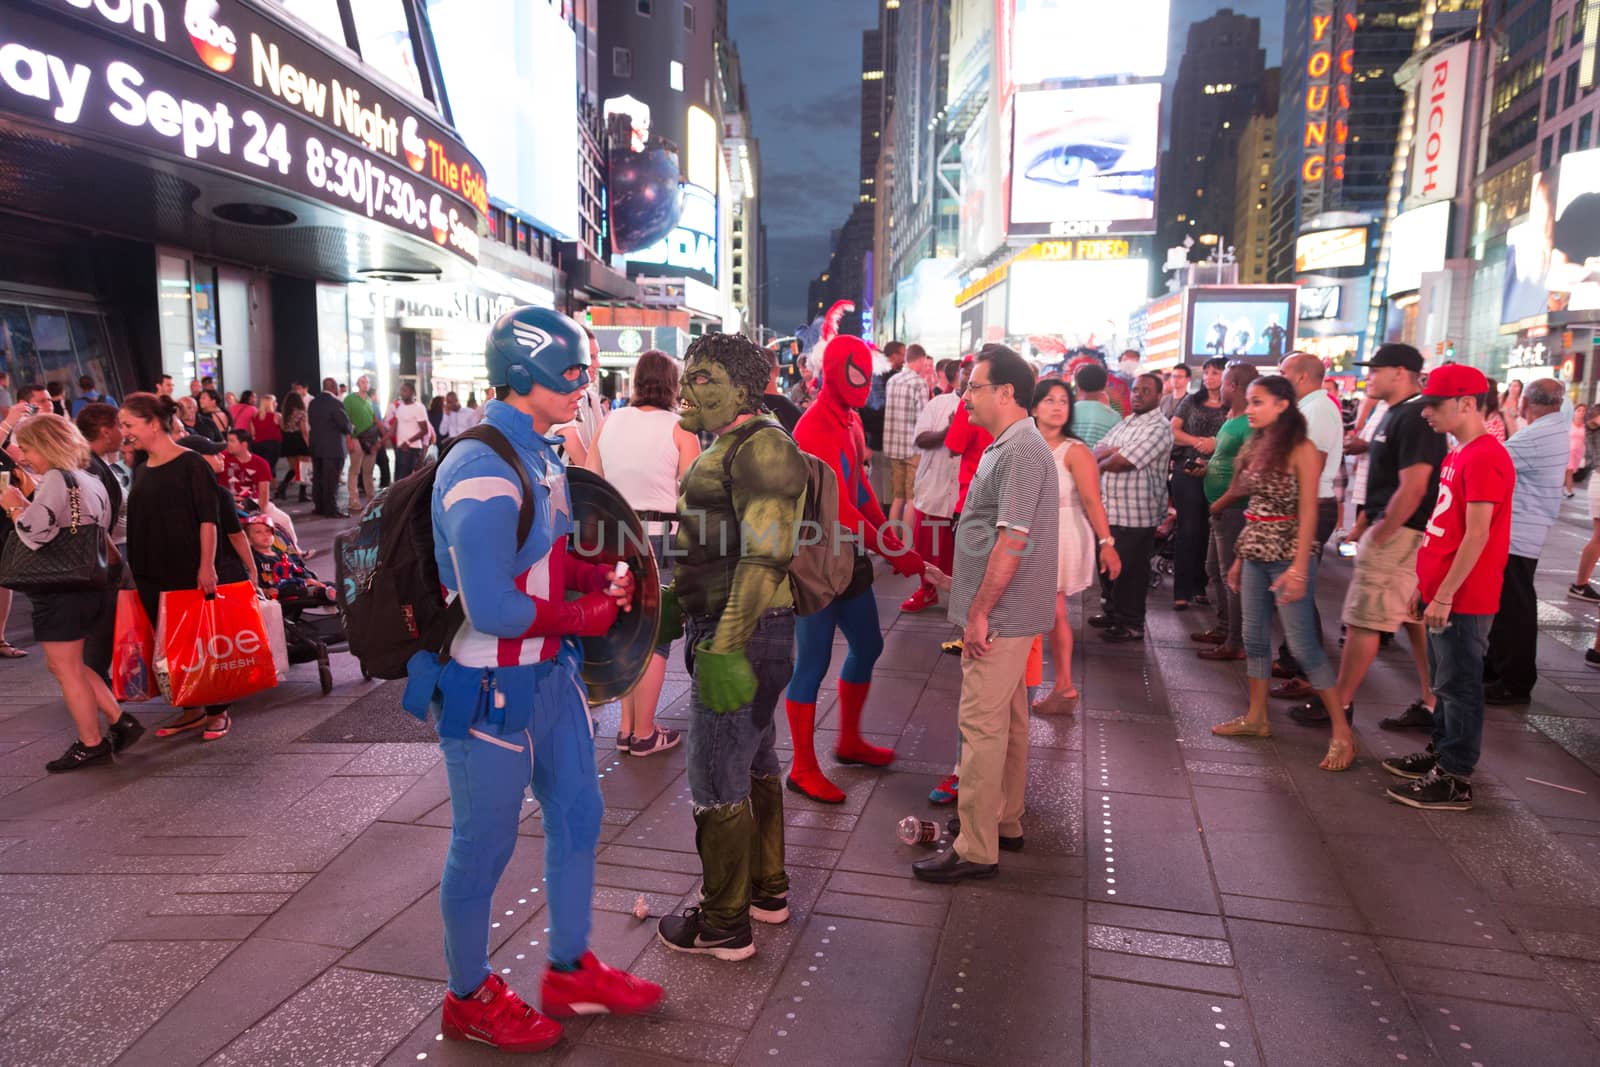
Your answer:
[1220,892,1370,934]
[580,1018,745,1066]
[1391,962,1574,1010]
[1086,949,1243,998]
[1408,994,1600,1066]
[258,821,449,948]
[209,966,440,1066]
[333,742,442,776]
[115,937,342,1067]
[1522,929,1600,962]
[813,886,948,927]
[1087,923,1234,966]
[1228,918,1436,1067]
[1087,980,1259,1067]
[1379,936,1549,977]
[1088,790,1218,914]
[1,938,234,1067]
[915,886,1082,1066]
[1323,833,1518,946]
[1429,805,1600,910]
[150,891,295,916]
[119,914,270,940]
[1193,783,1320,836]
[1202,830,1352,907]
[736,915,938,1066]
[1538,958,1600,1030]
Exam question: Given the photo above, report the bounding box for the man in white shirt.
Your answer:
[884,344,933,525]
[902,359,963,614]
[554,325,607,465]
[388,383,435,480]
[1274,352,1345,700]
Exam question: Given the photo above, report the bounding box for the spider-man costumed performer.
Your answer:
[787,310,925,803]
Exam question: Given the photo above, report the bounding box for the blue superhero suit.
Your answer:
[402,399,602,997]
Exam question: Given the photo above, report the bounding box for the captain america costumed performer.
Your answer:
[787,310,926,803]
[403,307,662,1053]
[654,331,809,960]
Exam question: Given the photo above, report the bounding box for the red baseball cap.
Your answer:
[1420,363,1488,400]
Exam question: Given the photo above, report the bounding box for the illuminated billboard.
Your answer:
[1552,148,1600,312]
[1009,83,1160,237]
[1408,41,1470,204]
[622,183,717,285]
[1007,258,1149,338]
[1010,1,1169,84]
[1385,201,1449,296]
[428,0,577,240]
[1295,227,1367,273]
[1185,287,1296,363]
[1298,285,1341,321]
[1502,171,1555,325]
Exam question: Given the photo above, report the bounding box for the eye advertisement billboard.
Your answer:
[1009,0,1169,85]
[1294,227,1367,273]
[1008,82,1160,238]
[1551,148,1600,312]
[427,0,578,240]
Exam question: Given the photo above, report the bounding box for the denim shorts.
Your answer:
[683,609,796,807]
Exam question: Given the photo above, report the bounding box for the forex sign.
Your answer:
[6,0,485,260]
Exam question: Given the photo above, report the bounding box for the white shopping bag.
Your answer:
[257,597,290,683]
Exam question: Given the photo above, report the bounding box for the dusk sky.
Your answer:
[729,1,1285,333]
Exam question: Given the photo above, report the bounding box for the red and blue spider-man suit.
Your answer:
[786,335,925,803]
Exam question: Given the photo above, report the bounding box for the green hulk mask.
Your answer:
[668,334,807,712]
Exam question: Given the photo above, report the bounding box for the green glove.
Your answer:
[657,585,683,646]
[695,641,756,714]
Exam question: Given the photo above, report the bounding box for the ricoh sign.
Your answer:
[1,0,486,262]
[1407,41,1470,205]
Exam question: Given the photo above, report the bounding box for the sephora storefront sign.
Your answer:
[0,0,486,262]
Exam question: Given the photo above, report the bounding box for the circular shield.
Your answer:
[567,467,663,706]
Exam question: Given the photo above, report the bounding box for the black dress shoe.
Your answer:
[1288,700,1354,727]
[1088,614,1115,629]
[912,847,998,883]
[1100,625,1144,643]
[1483,685,1530,707]
[1379,702,1434,731]
[946,817,1024,852]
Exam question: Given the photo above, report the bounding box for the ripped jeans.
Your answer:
[685,609,795,927]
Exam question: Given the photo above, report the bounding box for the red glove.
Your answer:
[568,561,613,594]
[524,592,619,638]
[877,530,925,578]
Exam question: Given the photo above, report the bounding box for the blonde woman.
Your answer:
[0,414,143,772]
[252,393,282,478]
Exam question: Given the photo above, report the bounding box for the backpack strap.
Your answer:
[719,418,780,499]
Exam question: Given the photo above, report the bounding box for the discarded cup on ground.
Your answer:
[897,815,940,846]
[632,893,650,920]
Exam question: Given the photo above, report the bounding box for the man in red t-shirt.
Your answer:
[1384,364,1515,813]
[944,388,994,514]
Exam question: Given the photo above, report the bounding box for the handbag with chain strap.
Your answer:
[0,471,113,595]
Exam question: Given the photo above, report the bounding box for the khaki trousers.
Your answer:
[953,634,1033,865]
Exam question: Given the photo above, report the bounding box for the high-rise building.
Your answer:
[721,37,766,338]
[1159,10,1267,261]
[1233,72,1281,285]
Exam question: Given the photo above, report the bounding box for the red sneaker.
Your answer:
[441,973,563,1053]
[899,585,939,614]
[540,951,663,1018]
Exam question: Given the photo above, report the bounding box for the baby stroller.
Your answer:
[247,508,352,694]
[1149,509,1177,589]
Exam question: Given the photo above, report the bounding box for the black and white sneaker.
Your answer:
[749,894,790,925]
[615,731,633,752]
[1381,748,1439,780]
[109,712,145,753]
[45,739,113,773]
[629,728,682,757]
[1569,583,1600,603]
[1386,765,1472,811]
[657,907,755,961]
[1379,702,1434,731]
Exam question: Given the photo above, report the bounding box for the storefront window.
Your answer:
[0,303,122,403]
[349,0,424,97]
[157,253,198,388]
[0,305,37,387]
[273,0,350,47]
[29,310,76,388]
[67,314,117,400]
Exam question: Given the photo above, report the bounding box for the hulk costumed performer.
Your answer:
[786,331,926,803]
[404,307,661,1052]
[656,332,808,961]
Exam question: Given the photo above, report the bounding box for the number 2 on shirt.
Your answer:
[1424,480,1453,539]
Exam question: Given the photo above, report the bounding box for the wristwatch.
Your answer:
[1098,536,1115,547]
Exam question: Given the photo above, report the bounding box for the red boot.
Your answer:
[834,679,895,767]
[785,699,846,803]
[540,951,662,1018]
[442,973,563,1052]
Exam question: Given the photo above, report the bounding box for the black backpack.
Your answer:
[336,425,534,679]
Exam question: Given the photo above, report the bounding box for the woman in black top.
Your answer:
[194,388,231,442]
[1169,357,1232,610]
[120,394,253,742]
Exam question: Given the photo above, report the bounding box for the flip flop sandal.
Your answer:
[0,642,28,658]
[1211,716,1271,738]
[155,713,209,738]
[201,714,232,742]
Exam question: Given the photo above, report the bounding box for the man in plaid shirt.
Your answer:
[884,344,934,525]
[1092,373,1173,642]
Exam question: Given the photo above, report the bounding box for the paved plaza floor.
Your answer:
[3,492,1600,1066]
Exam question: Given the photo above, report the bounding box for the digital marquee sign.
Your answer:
[1302,9,1356,186]
[3,0,485,262]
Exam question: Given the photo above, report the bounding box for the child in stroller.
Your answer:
[245,515,347,693]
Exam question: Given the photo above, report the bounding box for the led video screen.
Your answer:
[1295,227,1367,273]
[1009,83,1160,236]
[1188,293,1295,362]
[1552,148,1600,311]
[1385,201,1449,296]
[1010,0,1170,84]
[1298,285,1341,321]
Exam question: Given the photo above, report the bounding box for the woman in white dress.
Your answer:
[586,351,701,756]
[1031,378,1120,715]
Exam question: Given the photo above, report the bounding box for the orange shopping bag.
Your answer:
[160,582,278,707]
[1025,635,1044,688]
[111,590,156,702]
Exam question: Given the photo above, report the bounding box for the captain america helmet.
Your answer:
[484,306,591,396]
